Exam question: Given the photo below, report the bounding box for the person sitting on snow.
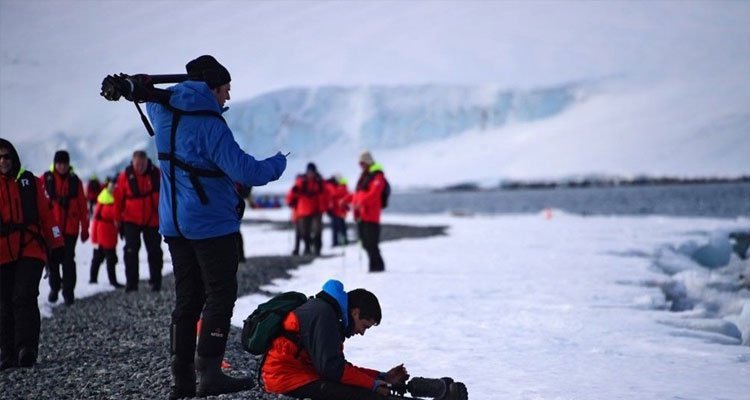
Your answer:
[261,279,409,400]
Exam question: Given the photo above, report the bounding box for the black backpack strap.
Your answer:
[157,152,225,204]
[134,102,156,136]
[44,171,78,208]
[157,105,227,205]
[43,171,56,199]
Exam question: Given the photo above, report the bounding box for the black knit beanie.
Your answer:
[54,150,70,164]
[185,55,231,89]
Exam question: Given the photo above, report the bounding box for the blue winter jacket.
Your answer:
[147,80,286,239]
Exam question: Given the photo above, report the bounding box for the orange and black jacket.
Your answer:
[43,168,89,237]
[286,174,329,219]
[1,141,64,264]
[262,288,381,394]
[114,162,160,227]
[351,164,386,223]
[324,179,350,219]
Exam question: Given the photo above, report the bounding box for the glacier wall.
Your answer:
[226,83,584,158]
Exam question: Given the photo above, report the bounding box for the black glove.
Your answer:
[101,73,133,101]
[49,246,65,265]
[102,73,158,101]
[118,223,125,240]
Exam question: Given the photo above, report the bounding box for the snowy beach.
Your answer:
[2,209,748,399]
[237,210,750,400]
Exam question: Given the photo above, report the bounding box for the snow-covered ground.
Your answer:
[46,209,750,399]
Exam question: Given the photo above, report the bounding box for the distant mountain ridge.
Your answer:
[11,79,749,191]
[15,82,588,182]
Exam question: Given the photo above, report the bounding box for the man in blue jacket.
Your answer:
[144,55,287,399]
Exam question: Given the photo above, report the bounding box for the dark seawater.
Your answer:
[387,182,750,218]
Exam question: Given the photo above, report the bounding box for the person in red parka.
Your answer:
[325,175,350,247]
[89,179,123,288]
[114,150,163,292]
[287,164,328,255]
[352,151,386,272]
[286,174,304,256]
[44,150,90,305]
[0,138,65,369]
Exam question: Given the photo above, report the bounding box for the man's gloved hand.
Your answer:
[385,364,409,385]
[80,229,89,243]
[50,246,65,265]
[373,380,391,396]
[101,73,155,102]
[118,223,125,240]
[100,73,133,101]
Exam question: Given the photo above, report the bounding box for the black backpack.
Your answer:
[381,177,391,209]
[241,291,308,355]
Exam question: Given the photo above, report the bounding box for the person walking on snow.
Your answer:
[44,150,89,305]
[0,138,65,369]
[287,163,327,255]
[351,151,386,272]
[325,175,350,247]
[114,150,163,292]
[89,179,124,288]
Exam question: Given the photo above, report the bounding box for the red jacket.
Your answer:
[1,170,64,265]
[44,169,89,237]
[114,163,160,227]
[287,175,328,218]
[262,312,380,394]
[352,165,386,223]
[90,189,119,250]
[325,180,350,219]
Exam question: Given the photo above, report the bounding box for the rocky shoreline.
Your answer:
[0,222,446,400]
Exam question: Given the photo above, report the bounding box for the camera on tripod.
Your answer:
[388,376,468,400]
[100,73,188,102]
[100,72,191,136]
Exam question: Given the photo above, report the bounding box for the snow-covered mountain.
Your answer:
[2,1,749,189]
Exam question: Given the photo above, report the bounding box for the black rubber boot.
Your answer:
[195,355,254,397]
[0,353,17,371]
[18,348,37,368]
[169,357,196,400]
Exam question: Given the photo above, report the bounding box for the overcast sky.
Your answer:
[1,0,749,140]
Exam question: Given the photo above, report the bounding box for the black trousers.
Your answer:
[235,231,246,262]
[90,248,119,285]
[287,380,382,400]
[298,214,322,255]
[0,259,45,364]
[123,223,163,291]
[166,233,239,360]
[358,221,384,272]
[48,234,78,302]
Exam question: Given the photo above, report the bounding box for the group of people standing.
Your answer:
[286,150,388,273]
[49,149,163,302]
[0,141,164,370]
